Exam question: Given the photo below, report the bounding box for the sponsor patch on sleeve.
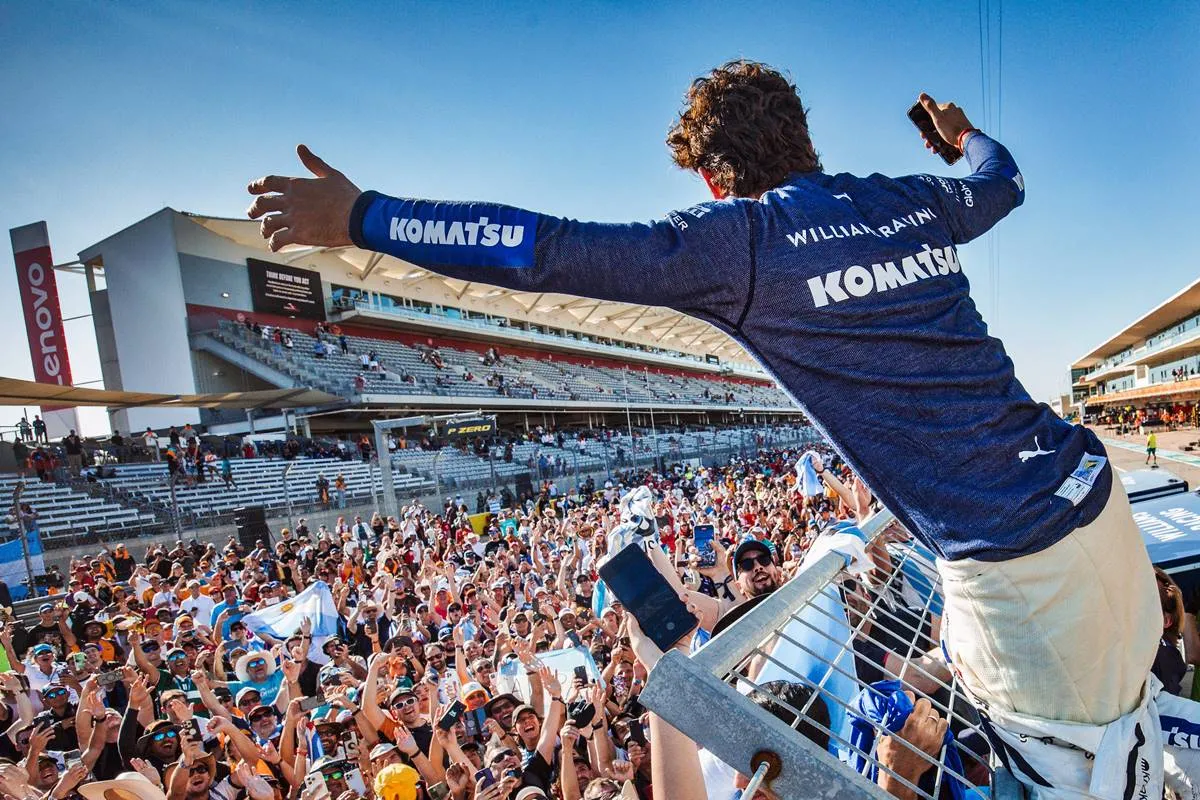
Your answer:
[1070,454,1107,486]
[1055,453,1108,506]
[384,201,538,268]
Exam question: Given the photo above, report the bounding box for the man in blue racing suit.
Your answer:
[249,61,1183,793]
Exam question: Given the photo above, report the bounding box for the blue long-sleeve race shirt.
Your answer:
[349,133,1110,562]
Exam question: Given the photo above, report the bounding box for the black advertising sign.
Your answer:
[247,258,326,321]
[443,417,496,438]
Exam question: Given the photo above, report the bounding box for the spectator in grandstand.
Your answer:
[335,473,347,508]
[11,436,29,477]
[30,447,53,483]
[140,427,160,462]
[62,429,84,474]
[191,448,206,484]
[219,454,234,488]
[313,338,326,359]
[109,431,127,463]
[315,473,330,507]
[16,416,32,441]
[109,544,136,582]
[30,415,47,444]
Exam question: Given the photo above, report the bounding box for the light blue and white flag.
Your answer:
[795,451,824,497]
[493,646,604,705]
[242,580,340,663]
[0,526,44,602]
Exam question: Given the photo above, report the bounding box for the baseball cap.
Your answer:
[732,539,772,574]
[235,687,262,706]
[511,704,538,722]
[369,742,398,761]
[31,643,54,656]
[388,686,416,703]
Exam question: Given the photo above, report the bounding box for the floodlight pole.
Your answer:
[282,463,295,532]
[623,369,637,472]
[168,473,183,538]
[648,401,660,473]
[433,448,444,506]
[11,482,36,597]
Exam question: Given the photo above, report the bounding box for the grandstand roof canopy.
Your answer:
[188,213,756,366]
[1072,276,1200,369]
[0,377,342,409]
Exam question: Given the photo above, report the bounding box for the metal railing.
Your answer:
[641,510,1020,799]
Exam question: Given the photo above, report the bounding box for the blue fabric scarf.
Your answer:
[848,680,967,800]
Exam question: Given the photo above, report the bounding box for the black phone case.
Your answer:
[907,102,962,166]
[598,543,698,651]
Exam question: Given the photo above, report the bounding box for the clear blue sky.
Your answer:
[1,0,1197,435]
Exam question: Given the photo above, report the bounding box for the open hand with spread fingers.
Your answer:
[247,146,362,252]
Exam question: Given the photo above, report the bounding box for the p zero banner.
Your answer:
[247,258,326,321]
[9,222,79,435]
[443,416,496,438]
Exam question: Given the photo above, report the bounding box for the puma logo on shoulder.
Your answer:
[1018,436,1056,463]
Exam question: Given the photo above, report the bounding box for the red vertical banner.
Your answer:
[10,222,74,412]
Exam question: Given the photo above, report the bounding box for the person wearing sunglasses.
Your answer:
[309,756,351,799]
[31,682,78,751]
[162,748,217,800]
[229,651,284,706]
[133,719,182,769]
[733,539,781,599]
[245,703,280,746]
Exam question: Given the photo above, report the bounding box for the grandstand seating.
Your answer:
[96,424,819,521]
[103,456,434,520]
[1,474,161,544]
[205,320,793,408]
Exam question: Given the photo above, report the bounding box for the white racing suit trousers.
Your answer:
[937,479,1200,796]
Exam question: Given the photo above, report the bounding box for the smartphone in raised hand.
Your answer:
[438,700,466,731]
[692,524,716,568]
[598,543,698,652]
[907,101,962,166]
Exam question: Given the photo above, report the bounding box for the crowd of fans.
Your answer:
[0,440,1007,800]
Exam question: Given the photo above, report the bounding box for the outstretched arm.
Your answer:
[247,146,753,325]
[899,94,1024,244]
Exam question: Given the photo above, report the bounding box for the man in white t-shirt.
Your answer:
[179,580,215,624]
[143,428,161,461]
[149,575,178,610]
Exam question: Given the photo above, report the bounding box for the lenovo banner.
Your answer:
[9,221,79,436]
[247,258,327,321]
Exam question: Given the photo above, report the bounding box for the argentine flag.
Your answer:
[242,580,340,663]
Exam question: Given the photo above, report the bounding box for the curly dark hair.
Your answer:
[667,60,822,198]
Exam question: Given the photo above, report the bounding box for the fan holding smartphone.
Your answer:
[598,543,699,652]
